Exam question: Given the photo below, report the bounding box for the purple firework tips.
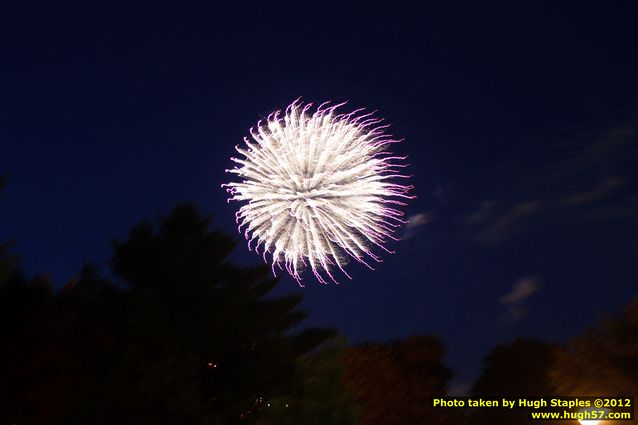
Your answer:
[223,99,414,285]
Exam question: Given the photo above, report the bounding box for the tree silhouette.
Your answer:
[0,204,340,424]
[343,335,461,425]
[0,273,55,423]
[470,338,559,425]
[0,178,59,422]
[550,297,638,398]
[109,204,338,423]
[0,176,19,284]
[255,337,359,425]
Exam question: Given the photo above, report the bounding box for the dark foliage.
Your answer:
[343,335,463,425]
[470,338,559,425]
[550,297,638,397]
[0,204,336,424]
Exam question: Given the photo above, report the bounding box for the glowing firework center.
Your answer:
[223,100,413,285]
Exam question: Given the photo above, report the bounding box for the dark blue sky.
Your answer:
[1,5,637,391]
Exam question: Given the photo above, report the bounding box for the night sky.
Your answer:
[2,5,637,393]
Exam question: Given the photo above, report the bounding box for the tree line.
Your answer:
[1,180,636,424]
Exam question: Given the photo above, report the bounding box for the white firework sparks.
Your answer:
[223,99,414,285]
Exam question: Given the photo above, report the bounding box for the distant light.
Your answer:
[578,408,607,425]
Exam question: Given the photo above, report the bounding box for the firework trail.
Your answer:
[223,99,414,285]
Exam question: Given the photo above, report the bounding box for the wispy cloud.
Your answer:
[463,124,637,244]
[500,277,542,322]
[560,176,622,207]
[402,212,433,240]
[466,200,544,243]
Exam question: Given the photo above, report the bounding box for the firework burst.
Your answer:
[223,99,414,285]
